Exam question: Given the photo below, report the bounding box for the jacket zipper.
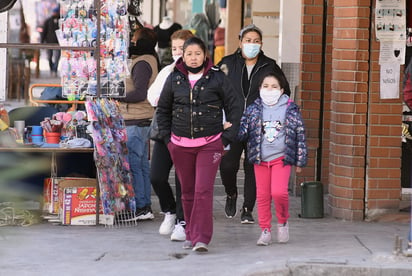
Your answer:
[243,62,268,109]
[190,87,193,138]
[240,65,247,110]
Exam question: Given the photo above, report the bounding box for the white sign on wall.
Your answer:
[376,0,406,99]
[375,0,406,42]
[380,63,400,99]
[379,40,405,65]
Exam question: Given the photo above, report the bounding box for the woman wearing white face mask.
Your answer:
[148,30,194,242]
[217,24,292,225]
[238,72,307,246]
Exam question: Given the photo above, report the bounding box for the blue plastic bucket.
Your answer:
[31,125,43,135]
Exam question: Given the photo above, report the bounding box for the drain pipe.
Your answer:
[316,0,328,181]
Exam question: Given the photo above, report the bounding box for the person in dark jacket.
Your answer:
[156,37,242,253]
[218,24,291,224]
[238,72,307,245]
[148,29,195,242]
[40,6,60,76]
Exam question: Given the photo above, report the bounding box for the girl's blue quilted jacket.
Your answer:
[237,96,307,167]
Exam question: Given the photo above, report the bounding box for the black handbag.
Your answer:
[149,110,163,142]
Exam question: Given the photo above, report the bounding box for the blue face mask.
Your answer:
[242,43,261,59]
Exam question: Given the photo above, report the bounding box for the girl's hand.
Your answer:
[296,167,302,173]
[223,121,232,130]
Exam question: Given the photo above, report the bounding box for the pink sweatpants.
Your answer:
[254,156,291,230]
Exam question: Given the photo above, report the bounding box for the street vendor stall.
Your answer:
[0,0,138,227]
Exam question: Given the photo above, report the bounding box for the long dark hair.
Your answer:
[258,71,290,96]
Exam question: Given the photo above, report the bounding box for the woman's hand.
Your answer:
[296,167,302,173]
[223,121,232,130]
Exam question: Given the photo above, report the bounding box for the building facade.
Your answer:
[210,0,409,221]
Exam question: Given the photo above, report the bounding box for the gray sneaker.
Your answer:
[182,240,193,249]
[193,242,208,253]
[257,228,272,246]
[404,243,412,257]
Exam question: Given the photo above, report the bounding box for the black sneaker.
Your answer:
[240,207,254,224]
[225,193,237,218]
[136,206,154,220]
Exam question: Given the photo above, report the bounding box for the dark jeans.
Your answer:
[219,140,256,211]
[150,141,184,222]
[47,49,61,73]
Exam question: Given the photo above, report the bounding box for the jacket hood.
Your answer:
[276,93,290,106]
[175,57,214,77]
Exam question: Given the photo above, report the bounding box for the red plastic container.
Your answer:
[45,132,61,144]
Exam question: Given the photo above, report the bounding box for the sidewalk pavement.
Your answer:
[0,194,411,276]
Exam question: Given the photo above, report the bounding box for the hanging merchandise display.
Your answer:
[56,1,137,226]
[85,98,136,225]
[58,0,129,99]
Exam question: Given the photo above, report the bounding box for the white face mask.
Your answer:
[172,55,181,61]
[260,89,282,106]
[242,43,261,59]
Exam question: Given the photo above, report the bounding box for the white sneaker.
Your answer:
[159,212,176,235]
[277,222,289,243]
[170,221,186,241]
[257,228,272,246]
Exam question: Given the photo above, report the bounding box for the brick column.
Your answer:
[328,1,372,220]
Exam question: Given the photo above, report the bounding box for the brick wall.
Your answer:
[300,0,403,220]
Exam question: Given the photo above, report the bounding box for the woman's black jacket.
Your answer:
[156,58,242,146]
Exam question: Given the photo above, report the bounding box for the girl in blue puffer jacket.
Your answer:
[238,72,307,246]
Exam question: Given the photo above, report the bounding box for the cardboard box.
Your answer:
[58,178,98,190]
[43,177,98,215]
[43,178,59,214]
[60,186,113,226]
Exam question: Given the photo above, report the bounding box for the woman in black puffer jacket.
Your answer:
[157,37,242,253]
